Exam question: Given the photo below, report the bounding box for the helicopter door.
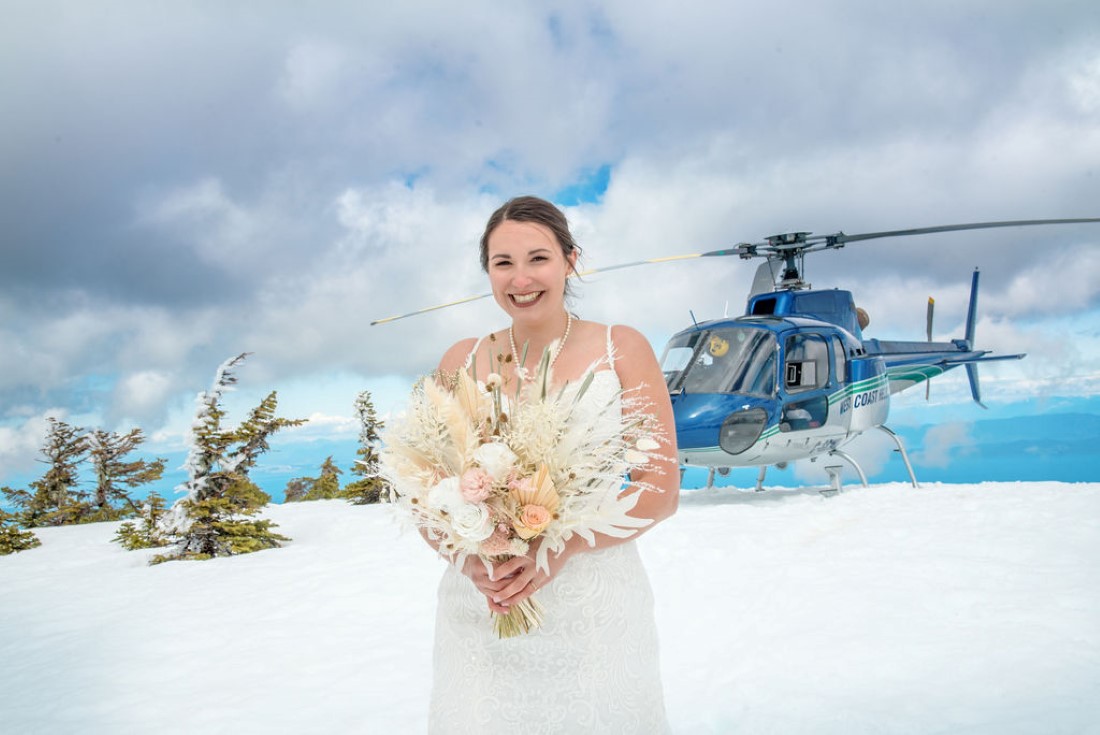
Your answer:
[779,333,831,432]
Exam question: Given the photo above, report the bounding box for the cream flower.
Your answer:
[635,437,661,452]
[451,502,495,542]
[473,441,518,481]
[427,476,463,511]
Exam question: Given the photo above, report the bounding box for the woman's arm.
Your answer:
[485,324,679,613]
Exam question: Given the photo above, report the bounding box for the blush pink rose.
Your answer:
[460,467,494,503]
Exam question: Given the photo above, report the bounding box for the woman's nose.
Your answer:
[511,268,533,289]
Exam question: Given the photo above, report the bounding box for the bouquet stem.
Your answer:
[492,596,544,639]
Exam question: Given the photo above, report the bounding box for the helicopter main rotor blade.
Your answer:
[831,218,1100,245]
[371,217,1100,325]
[370,253,708,325]
[370,292,494,325]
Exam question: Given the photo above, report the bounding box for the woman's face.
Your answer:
[485,219,576,322]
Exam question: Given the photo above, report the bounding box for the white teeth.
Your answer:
[512,292,541,304]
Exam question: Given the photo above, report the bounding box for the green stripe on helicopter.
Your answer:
[827,374,890,406]
[885,364,947,384]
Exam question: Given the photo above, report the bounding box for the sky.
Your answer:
[2,0,1100,492]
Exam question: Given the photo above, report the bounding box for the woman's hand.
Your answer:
[460,543,570,614]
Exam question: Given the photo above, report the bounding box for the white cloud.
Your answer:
[0,410,68,484]
[3,1,1100,487]
[914,422,975,469]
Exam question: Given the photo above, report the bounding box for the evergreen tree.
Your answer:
[343,390,388,505]
[0,509,40,554]
[306,456,343,500]
[113,491,171,550]
[86,428,167,522]
[282,477,311,503]
[155,354,305,563]
[1,418,89,527]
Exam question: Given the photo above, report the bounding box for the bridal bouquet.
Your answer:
[380,344,664,638]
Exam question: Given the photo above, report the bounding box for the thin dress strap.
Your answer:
[462,336,486,371]
[605,325,616,370]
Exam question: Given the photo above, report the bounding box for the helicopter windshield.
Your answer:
[661,327,777,396]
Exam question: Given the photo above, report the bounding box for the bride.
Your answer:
[428,196,680,733]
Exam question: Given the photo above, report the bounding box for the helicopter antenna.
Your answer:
[689,310,699,328]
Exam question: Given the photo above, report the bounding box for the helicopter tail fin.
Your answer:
[964,269,987,408]
[925,296,934,400]
[964,268,979,348]
[967,363,987,409]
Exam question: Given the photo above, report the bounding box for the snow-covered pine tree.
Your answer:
[0,509,40,554]
[343,390,388,505]
[0,418,89,527]
[85,428,166,522]
[113,491,171,550]
[155,354,305,563]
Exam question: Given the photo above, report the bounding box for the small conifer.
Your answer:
[283,477,311,503]
[1,418,89,527]
[86,428,167,523]
[0,510,40,555]
[302,457,343,501]
[343,390,389,505]
[113,491,171,550]
[156,354,304,563]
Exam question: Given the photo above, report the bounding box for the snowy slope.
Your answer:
[2,482,1098,734]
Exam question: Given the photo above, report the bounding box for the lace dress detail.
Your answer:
[430,330,670,734]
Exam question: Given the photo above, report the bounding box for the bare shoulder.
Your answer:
[609,324,659,360]
[438,337,479,373]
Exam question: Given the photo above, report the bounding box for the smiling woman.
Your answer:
[403,195,681,733]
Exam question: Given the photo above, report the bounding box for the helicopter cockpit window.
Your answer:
[660,328,777,396]
[784,334,829,393]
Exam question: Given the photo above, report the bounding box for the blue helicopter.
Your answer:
[373,218,1100,491]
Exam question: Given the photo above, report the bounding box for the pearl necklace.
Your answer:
[509,311,573,372]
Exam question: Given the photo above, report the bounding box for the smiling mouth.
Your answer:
[510,291,543,306]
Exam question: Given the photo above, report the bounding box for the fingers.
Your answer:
[464,553,551,610]
[493,569,549,608]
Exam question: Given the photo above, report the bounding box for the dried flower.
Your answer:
[380,343,664,638]
[460,467,493,503]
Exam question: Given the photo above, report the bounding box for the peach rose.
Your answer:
[513,503,552,540]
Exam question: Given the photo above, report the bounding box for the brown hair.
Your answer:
[479,196,582,287]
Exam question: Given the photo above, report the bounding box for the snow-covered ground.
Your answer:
[2,482,1098,734]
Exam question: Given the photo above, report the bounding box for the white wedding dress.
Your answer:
[428,333,670,734]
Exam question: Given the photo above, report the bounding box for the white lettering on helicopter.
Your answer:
[852,387,890,409]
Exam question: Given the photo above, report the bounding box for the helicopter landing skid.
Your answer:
[877,424,920,488]
[815,425,920,492]
[823,448,869,489]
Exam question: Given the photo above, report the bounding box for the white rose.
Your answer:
[427,476,464,511]
[451,503,495,542]
[473,442,518,481]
